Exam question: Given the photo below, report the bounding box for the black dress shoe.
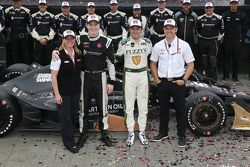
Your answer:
[100,130,113,147]
[66,146,80,154]
[153,132,168,141]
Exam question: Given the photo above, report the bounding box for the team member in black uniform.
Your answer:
[54,1,78,47]
[52,14,116,147]
[0,5,5,46]
[222,0,247,82]
[197,2,224,81]
[174,0,198,54]
[5,0,31,64]
[150,19,194,147]
[78,2,104,35]
[103,0,129,52]
[31,0,55,65]
[148,0,173,46]
[51,29,82,154]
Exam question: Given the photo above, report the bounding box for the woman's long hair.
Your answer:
[59,38,81,55]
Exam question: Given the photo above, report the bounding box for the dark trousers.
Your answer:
[198,38,218,80]
[150,34,165,46]
[111,37,122,53]
[57,94,80,148]
[10,32,30,64]
[83,72,108,131]
[157,79,186,137]
[223,40,241,80]
[34,40,54,66]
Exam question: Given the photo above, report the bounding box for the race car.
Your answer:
[0,63,250,137]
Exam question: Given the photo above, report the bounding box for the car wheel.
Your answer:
[4,63,33,81]
[0,93,21,137]
[186,91,228,136]
[189,69,202,82]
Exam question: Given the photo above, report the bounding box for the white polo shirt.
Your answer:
[150,36,195,78]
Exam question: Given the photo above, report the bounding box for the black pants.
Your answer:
[10,32,30,64]
[198,38,218,80]
[34,40,54,66]
[57,94,80,148]
[111,37,122,53]
[223,40,241,80]
[82,72,108,131]
[157,78,186,137]
[150,34,165,46]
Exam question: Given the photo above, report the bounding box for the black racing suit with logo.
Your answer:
[30,11,55,65]
[76,34,116,133]
[197,13,224,80]
[103,11,129,52]
[174,9,198,51]
[148,8,173,45]
[5,6,31,64]
[54,13,78,47]
[222,10,247,80]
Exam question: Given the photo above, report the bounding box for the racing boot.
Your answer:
[76,130,88,148]
[100,130,113,147]
[139,131,149,145]
[126,132,135,146]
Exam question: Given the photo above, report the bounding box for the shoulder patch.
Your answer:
[70,13,78,20]
[21,6,30,13]
[142,37,151,44]
[81,14,88,19]
[165,8,173,15]
[32,11,39,18]
[5,6,13,13]
[118,11,126,17]
[47,11,54,18]
[103,12,111,18]
[214,13,222,19]
[0,6,3,10]
[150,8,158,15]
[55,13,62,19]
[120,38,130,45]
[198,14,206,20]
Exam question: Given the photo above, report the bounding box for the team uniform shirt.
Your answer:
[148,8,174,37]
[5,6,31,33]
[116,37,152,69]
[103,10,129,39]
[222,10,247,41]
[78,13,104,35]
[150,36,195,78]
[128,15,148,37]
[31,11,55,41]
[55,13,78,36]
[197,13,224,39]
[174,9,198,43]
[0,6,5,32]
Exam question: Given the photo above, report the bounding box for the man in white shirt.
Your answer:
[116,19,152,146]
[150,19,194,147]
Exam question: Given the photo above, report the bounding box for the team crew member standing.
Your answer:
[197,2,224,81]
[54,1,78,47]
[31,0,55,65]
[103,0,129,52]
[222,0,246,82]
[116,19,152,146]
[0,5,5,46]
[5,0,31,64]
[51,30,82,154]
[78,2,104,35]
[52,14,116,147]
[128,4,148,37]
[150,19,194,147]
[174,0,198,54]
[148,0,173,46]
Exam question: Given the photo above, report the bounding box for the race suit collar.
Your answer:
[88,33,100,41]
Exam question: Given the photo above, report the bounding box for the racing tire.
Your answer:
[189,69,202,83]
[186,91,228,136]
[3,63,33,81]
[0,90,21,137]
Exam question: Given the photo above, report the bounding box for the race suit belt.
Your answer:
[108,35,122,39]
[159,76,183,82]
[124,67,147,73]
[84,70,104,74]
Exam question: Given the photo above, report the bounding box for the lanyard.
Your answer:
[164,38,179,55]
